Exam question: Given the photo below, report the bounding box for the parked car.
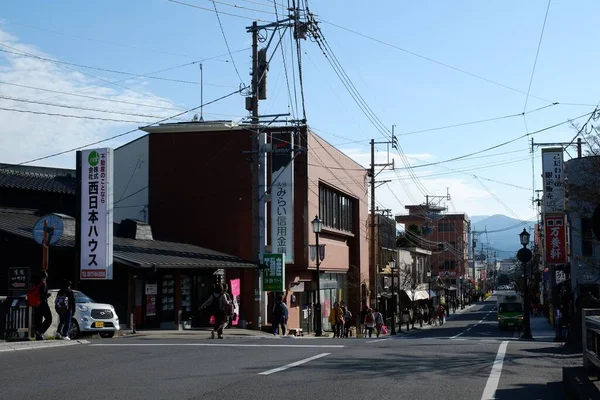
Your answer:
[49,289,120,338]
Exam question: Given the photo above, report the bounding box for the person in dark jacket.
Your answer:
[33,271,52,340]
[272,295,289,336]
[55,280,76,340]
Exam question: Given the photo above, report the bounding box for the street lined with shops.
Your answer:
[0,297,577,400]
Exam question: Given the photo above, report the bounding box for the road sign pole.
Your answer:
[41,220,48,272]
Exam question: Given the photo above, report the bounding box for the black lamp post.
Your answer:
[517,228,533,340]
[312,215,323,337]
[389,258,397,335]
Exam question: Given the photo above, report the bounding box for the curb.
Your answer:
[0,339,90,353]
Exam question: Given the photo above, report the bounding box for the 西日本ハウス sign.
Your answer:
[79,148,114,280]
[263,253,285,292]
[270,131,294,264]
[544,214,567,265]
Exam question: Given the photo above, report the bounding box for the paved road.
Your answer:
[0,297,580,400]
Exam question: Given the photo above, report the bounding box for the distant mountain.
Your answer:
[471,214,535,260]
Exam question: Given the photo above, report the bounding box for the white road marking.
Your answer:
[365,338,390,343]
[91,343,344,348]
[259,353,331,375]
[481,341,509,400]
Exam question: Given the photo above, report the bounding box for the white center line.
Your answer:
[259,353,331,375]
[481,341,509,400]
[366,338,390,343]
[91,343,345,348]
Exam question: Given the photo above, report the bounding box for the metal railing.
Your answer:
[582,308,600,372]
[2,301,33,340]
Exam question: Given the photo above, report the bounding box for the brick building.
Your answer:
[395,203,469,287]
[114,121,369,333]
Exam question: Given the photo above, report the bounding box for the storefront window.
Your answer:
[161,275,175,322]
[319,273,347,331]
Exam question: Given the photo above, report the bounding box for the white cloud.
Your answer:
[0,26,183,168]
[340,147,436,169]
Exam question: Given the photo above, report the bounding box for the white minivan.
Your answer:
[50,289,120,338]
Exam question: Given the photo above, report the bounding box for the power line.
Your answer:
[4,21,209,59]
[0,43,187,111]
[523,0,552,113]
[0,94,184,120]
[0,47,237,87]
[398,103,558,137]
[0,106,152,123]
[168,0,272,21]
[210,0,246,85]
[319,18,556,105]
[2,87,246,168]
[203,0,277,14]
[394,110,594,170]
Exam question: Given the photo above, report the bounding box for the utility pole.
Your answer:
[248,21,266,331]
[369,129,397,309]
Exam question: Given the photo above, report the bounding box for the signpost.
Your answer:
[262,253,285,292]
[33,214,64,272]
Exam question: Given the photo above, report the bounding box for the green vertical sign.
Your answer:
[263,253,285,292]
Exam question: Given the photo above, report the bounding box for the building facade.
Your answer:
[395,204,470,286]
[114,122,369,333]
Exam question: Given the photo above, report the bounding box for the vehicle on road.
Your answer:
[498,300,523,329]
[49,289,120,339]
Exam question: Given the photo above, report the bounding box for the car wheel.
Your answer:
[69,320,80,339]
[99,332,114,339]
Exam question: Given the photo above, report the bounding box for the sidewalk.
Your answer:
[529,315,557,342]
[0,339,89,353]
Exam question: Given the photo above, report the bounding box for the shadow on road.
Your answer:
[494,381,564,400]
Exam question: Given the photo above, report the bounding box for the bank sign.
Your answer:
[271,131,294,264]
[263,253,285,292]
[80,148,114,280]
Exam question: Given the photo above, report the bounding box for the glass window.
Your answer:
[318,184,356,233]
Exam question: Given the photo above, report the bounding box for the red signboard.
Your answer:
[545,214,567,264]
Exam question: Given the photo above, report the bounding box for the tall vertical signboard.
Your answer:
[541,148,566,267]
[541,148,565,214]
[544,214,567,265]
[262,253,285,292]
[79,148,114,280]
[271,131,294,264]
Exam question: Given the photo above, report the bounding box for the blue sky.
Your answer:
[1,0,599,221]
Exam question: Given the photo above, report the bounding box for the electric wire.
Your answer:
[1,87,246,168]
[210,0,246,85]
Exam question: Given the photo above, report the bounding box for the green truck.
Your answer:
[497,292,523,330]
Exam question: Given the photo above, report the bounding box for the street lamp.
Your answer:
[312,215,323,337]
[517,228,533,340]
[389,258,397,335]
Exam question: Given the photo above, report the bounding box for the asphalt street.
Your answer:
[0,297,580,400]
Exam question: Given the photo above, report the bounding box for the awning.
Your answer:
[404,290,430,301]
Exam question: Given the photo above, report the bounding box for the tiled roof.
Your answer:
[0,164,76,194]
[0,208,259,270]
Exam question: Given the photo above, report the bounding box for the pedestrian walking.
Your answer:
[374,308,384,337]
[55,280,75,340]
[199,284,229,339]
[272,295,288,336]
[363,308,375,338]
[359,305,369,336]
[28,271,52,340]
[340,302,352,338]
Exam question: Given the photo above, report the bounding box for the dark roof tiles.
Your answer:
[0,165,76,194]
[0,209,258,269]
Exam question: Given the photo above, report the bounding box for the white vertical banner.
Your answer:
[80,148,114,280]
[541,148,565,213]
[271,131,294,264]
